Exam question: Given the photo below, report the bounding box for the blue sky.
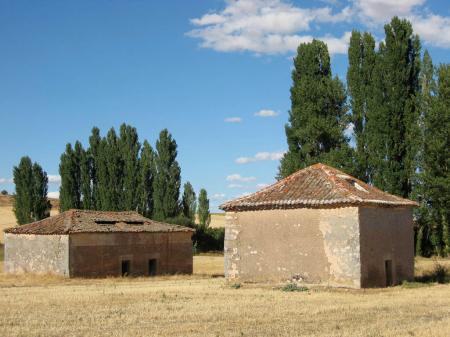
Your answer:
[1,0,449,211]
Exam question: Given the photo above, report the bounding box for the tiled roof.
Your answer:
[5,209,194,235]
[220,163,419,211]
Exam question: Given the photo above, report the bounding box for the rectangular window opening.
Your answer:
[121,260,131,276]
[385,260,393,287]
[95,220,117,225]
[148,259,157,276]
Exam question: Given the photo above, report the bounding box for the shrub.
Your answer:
[230,283,241,289]
[415,263,450,284]
[192,226,224,253]
[281,283,308,292]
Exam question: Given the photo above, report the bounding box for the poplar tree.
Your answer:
[415,50,435,256]
[32,162,51,220]
[153,129,181,220]
[80,147,92,210]
[59,144,79,211]
[347,30,376,181]
[182,182,196,222]
[279,39,352,179]
[13,157,34,224]
[138,140,155,217]
[119,124,140,211]
[89,127,101,209]
[104,128,122,211]
[13,157,50,224]
[369,17,421,197]
[422,64,450,256]
[197,188,210,228]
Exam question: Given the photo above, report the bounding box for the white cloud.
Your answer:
[189,0,450,53]
[225,117,242,123]
[410,14,450,48]
[226,174,256,182]
[236,151,285,164]
[188,0,352,55]
[0,178,13,184]
[228,183,244,189]
[48,175,61,184]
[211,193,226,200]
[254,109,279,117]
[48,191,60,199]
[256,183,270,188]
[353,0,425,23]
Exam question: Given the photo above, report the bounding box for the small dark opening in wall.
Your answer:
[126,221,144,225]
[148,259,157,276]
[385,260,393,286]
[95,220,116,225]
[122,260,131,276]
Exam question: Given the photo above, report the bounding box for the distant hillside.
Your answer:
[0,195,60,244]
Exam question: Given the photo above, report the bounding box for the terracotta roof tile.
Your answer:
[220,163,418,211]
[4,210,194,235]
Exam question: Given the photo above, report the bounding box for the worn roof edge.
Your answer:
[219,198,419,211]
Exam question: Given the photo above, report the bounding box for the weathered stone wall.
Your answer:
[224,207,361,287]
[69,232,193,277]
[359,206,414,287]
[4,233,69,276]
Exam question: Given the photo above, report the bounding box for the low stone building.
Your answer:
[220,163,418,288]
[4,210,194,277]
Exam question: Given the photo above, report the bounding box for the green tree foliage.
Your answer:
[13,157,50,225]
[119,124,140,211]
[278,39,352,179]
[58,125,188,222]
[347,30,376,181]
[367,17,421,197]
[153,129,181,220]
[182,182,197,222]
[197,188,211,228]
[137,140,155,217]
[421,64,450,256]
[88,127,101,209]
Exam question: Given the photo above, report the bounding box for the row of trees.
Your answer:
[58,124,211,227]
[279,17,449,256]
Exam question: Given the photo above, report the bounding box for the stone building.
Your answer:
[220,163,418,288]
[4,210,194,277]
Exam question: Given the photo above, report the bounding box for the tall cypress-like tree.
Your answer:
[13,157,35,224]
[119,124,140,211]
[182,182,196,222]
[32,162,51,220]
[197,188,210,228]
[422,64,450,256]
[153,129,181,221]
[137,140,155,217]
[368,17,421,197]
[104,128,122,211]
[13,157,50,224]
[347,30,376,181]
[279,39,352,179]
[89,127,102,209]
[415,50,435,256]
[80,147,92,210]
[59,144,79,211]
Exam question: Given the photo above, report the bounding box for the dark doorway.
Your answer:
[148,259,157,276]
[385,260,393,286]
[121,260,131,276]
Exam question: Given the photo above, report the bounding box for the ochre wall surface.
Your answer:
[4,233,69,276]
[69,232,193,277]
[224,207,361,287]
[359,206,414,287]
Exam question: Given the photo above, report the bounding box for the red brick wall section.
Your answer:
[68,232,193,277]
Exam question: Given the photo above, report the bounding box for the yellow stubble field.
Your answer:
[0,254,449,337]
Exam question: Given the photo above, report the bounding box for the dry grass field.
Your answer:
[0,252,449,337]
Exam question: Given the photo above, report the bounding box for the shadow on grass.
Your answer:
[415,263,450,284]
